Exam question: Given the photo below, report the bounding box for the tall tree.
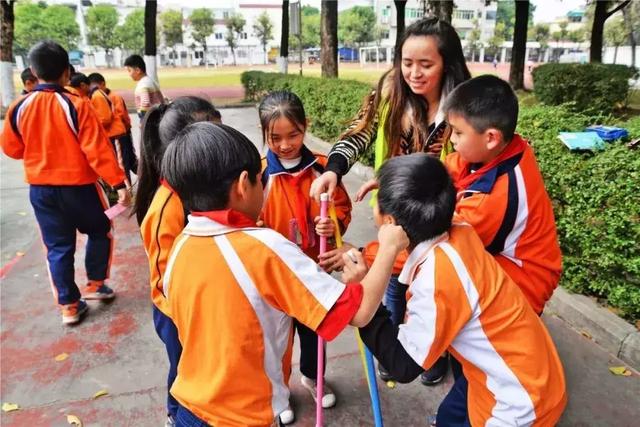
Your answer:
[339,6,376,48]
[190,8,214,62]
[225,13,246,66]
[621,2,638,67]
[497,1,536,42]
[160,9,183,65]
[1,0,15,110]
[428,0,453,23]
[116,9,144,55]
[466,19,482,62]
[509,0,529,90]
[253,11,273,65]
[279,0,289,73]
[14,3,79,55]
[144,0,158,82]
[488,21,506,59]
[321,0,338,77]
[604,16,628,63]
[394,0,406,51]
[86,4,119,66]
[590,0,630,63]
[42,5,80,51]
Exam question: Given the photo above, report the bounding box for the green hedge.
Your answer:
[242,71,640,321]
[532,63,638,114]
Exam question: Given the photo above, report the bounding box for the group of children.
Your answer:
[2,40,568,427]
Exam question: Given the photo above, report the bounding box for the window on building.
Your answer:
[215,33,223,40]
[383,30,390,39]
[454,10,474,20]
[486,10,496,20]
[405,8,423,19]
[382,6,389,16]
[241,32,248,39]
[223,11,229,19]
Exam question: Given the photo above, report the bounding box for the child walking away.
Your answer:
[349,154,567,426]
[68,72,90,98]
[88,73,138,183]
[161,122,408,427]
[258,91,352,424]
[124,54,164,119]
[134,97,219,427]
[443,75,562,315]
[1,41,130,325]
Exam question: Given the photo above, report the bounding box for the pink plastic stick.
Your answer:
[316,193,329,427]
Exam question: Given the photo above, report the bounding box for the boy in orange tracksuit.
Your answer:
[161,122,407,426]
[443,75,562,315]
[350,154,567,426]
[88,73,138,181]
[1,41,130,325]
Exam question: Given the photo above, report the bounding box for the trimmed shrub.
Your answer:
[532,63,637,114]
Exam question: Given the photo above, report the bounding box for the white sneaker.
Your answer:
[279,405,295,425]
[164,415,176,427]
[301,376,336,409]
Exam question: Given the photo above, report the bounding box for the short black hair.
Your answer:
[377,154,456,246]
[443,74,519,142]
[124,54,146,73]
[87,72,105,85]
[21,68,36,84]
[28,40,69,82]
[162,122,262,212]
[70,72,89,88]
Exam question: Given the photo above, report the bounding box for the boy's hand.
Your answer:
[314,216,336,237]
[341,249,368,283]
[319,242,355,273]
[354,178,379,202]
[377,223,409,254]
[117,188,131,207]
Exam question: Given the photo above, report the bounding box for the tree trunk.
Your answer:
[590,1,608,63]
[1,0,15,109]
[613,45,618,64]
[321,0,338,78]
[279,0,289,73]
[438,0,454,23]
[509,0,529,90]
[394,1,406,53]
[144,0,158,82]
[622,4,637,67]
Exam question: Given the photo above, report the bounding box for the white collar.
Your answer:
[183,215,262,237]
[398,232,449,284]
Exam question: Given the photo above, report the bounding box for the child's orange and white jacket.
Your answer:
[260,146,351,259]
[89,87,127,139]
[163,211,362,426]
[445,136,562,314]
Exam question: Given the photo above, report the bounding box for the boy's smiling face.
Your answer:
[448,113,504,164]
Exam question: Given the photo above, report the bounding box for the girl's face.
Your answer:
[266,117,305,160]
[401,35,444,99]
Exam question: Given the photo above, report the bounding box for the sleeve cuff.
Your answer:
[316,283,363,341]
[325,155,348,182]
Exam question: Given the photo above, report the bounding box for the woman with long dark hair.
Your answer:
[310,17,471,386]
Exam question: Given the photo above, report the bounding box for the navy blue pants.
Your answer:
[294,319,325,380]
[29,184,112,305]
[175,404,284,427]
[153,305,182,418]
[384,275,409,326]
[436,374,471,426]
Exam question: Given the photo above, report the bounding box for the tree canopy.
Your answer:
[86,4,119,53]
[338,6,376,47]
[14,2,79,55]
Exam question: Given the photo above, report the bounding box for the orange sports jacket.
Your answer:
[89,87,127,139]
[2,84,125,188]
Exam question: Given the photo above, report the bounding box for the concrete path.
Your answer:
[1,108,638,426]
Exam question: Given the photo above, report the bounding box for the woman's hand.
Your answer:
[318,242,355,273]
[341,248,368,283]
[354,178,379,202]
[310,171,338,202]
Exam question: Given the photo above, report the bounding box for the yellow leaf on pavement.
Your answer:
[67,414,83,426]
[55,353,69,362]
[2,402,20,412]
[609,366,632,376]
[93,389,108,399]
[16,252,25,257]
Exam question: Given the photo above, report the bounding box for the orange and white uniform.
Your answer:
[89,87,127,139]
[261,146,351,259]
[1,84,124,188]
[108,89,131,131]
[445,135,562,314]
[140,182,185,315]
[396,223,566,425]
[164,211,362,426]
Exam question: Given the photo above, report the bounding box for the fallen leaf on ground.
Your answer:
[1,402,20,412]
[93,389,108,399]
[580,330,592,340]
[609,366,632,376]
[67,414,82,426]
[55,353,69,362]
[16,252,24,257]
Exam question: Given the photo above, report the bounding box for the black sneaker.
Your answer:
[377,363,394,382]
[420,355,448,386]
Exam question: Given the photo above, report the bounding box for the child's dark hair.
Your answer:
[21,68,36,84]
[87,72,106,85]
[258,90,306,144]
[443,75,519,142]
[162,123,261,212]
[133,96,218,224]
[124,54,146,73]
[70,73,89,88]
[28,41,69,82]
[377,154,456,246]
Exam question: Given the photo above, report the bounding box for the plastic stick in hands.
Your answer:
[328,201,384,427]
[316,193,330,427]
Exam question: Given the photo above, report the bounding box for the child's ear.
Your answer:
[382,213,397,225]
[485,128,504,151]
[236,171,250,199]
